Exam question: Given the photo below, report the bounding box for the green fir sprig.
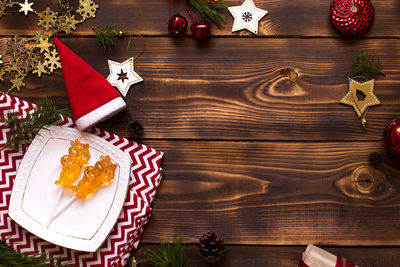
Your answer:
[189,0,226,26]
[92,24,120,50]
[0,239,66,266]
[352,51,385,79]
[1,97,70,151]
[143,238,190,267]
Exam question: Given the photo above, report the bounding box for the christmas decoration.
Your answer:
[352,51,385,79]
[369,151,382,165]
[18,0,33,16]
[339,51,383,129]
[340,78,379,118]
[199,231,224,263]
[144,238,190,267]
[0,0,99,93]
[228,0,268,35]
[54,37,126,131]
[330,0,374,36]
[128,120,144,142]
[93,24,123,49]
[190,20,212,39]
[168,0,225,39]
[188,0,225,26]
[107,57,143,97]
[0,94,163,266]
[168,13,188,36]
[299,244,357,267]
[383,119,400,157]
[0,97,69,151]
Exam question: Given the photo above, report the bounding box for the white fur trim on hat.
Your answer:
[75,97,126,131]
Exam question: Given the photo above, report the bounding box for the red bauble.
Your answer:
[168,14,188,36]
[330,0,374,35]
[383,119,400,156]
[190,20,212,40]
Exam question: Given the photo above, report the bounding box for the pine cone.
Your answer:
[128,120,144,141]
[369,151,382,165]
[199,232,224,263]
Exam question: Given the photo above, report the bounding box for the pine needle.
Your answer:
[0,239,66,266]
[92,24,119,50]
[189,0,226,27]
[143,238,190,267]
[352,51,385,79]
[0,98,70,151]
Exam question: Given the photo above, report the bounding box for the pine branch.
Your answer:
[0,239,66,266]
[352,51,385,79]
[189,0,225,26]
[0,98,70,151]
[143,238,190,267]
[92,24,119,50]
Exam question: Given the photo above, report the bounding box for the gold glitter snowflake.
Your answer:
[57,14,78,34]
[32,61,47,77]
[7,36,26,56]
[37,7,58,31]
[77,0,98,20]
[44,49,61,73]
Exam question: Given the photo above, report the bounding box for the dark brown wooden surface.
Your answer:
[3,0,400,265]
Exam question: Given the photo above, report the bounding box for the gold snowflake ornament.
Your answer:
[44,49,61,73]
[38,7,58,31]
[18,0,34,16]
[10,75,25,91]
[77,0,98,20]
[32,61,47,77]
[37,37,52,53]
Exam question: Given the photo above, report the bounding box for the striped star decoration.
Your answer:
[0,94,163,266]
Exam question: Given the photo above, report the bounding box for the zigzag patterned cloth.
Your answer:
[0,94,164,266]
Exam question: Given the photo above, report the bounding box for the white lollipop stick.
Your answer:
[46,196,76,227]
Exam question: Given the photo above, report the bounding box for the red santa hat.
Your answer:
[53,37,126,131]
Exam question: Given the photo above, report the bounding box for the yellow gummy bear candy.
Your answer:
[55,139,90,189]
[72,155,117,199]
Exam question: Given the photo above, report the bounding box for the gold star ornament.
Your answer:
[340,78,380,128]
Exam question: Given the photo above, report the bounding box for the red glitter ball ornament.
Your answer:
[383,119,400,156]
[168,14,188,36]
[190,20,212,40]
[330,0,374,35]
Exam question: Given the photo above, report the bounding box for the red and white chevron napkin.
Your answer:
[0,94,163,266]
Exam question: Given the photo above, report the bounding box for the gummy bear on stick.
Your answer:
[55,139,90,189]
[72,155,117,199]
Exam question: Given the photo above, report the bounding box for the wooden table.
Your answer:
[3,0,400,266]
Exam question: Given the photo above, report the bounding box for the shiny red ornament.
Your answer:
[168,14,188,36]
[190,20,212,40]
[383,119,400,156]
[329,0,374,35]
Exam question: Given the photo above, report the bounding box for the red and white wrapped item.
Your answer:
[0,94,163,266]
[299,244,358,267]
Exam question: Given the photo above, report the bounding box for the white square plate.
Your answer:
[9,126,131,252]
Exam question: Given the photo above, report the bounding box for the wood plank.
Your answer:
[0,0,399,37]
[131,245,400,267]
[10,37,400,141]
[134,140,400,246]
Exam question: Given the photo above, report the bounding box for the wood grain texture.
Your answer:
[10,37,400,141]
[0,0,399,37]
[132,245,400,267]
[134,140,400,246]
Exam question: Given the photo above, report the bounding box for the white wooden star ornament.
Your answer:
[228,0,268,35]
[107,57,143,97]
[18,0,34,16]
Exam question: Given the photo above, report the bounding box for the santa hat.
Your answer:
[53,37,126,131]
